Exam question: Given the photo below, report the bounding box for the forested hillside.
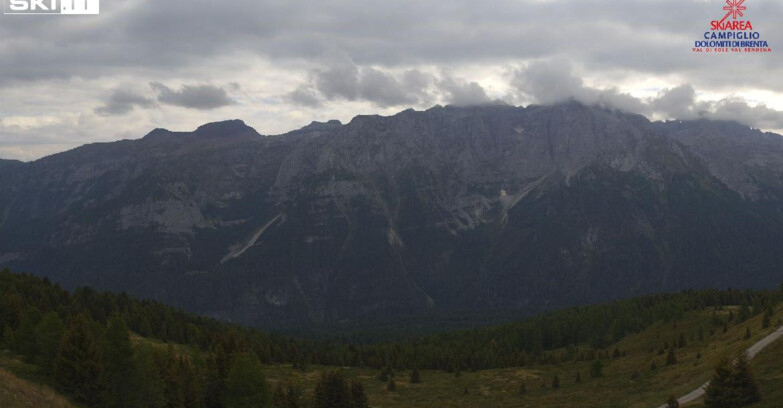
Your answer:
[2,268,781,407]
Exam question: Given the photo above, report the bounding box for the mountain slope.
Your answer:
[1,103,783,327]
[0,365,77,408]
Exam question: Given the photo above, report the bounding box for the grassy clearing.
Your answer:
[0,354,78,408]
[265,304,783,408]
[746,331,783,408]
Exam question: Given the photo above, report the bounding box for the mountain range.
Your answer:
[2,101,783,328]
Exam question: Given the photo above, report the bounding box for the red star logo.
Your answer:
[720,0,747,23]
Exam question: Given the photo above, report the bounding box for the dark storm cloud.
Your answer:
[150,83,234,110]
[95,89,155,116]
[1,0,780,90]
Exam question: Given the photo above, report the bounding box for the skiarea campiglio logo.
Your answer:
[693,0,771,53]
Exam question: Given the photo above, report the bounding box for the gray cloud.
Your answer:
[286,85,323,107]
[2,0,783,161]
[95,89,155,116]
[511,59,584,105]
[312,54,360,100]
[711,98,783,130]
[512,60,651,115]
[150,83,235,110]
[438,77,491,107]
[358,68,421,107]
[2,0,779,91]
[290,57,493,108]
[512,59,783,130]
[651,85,700,120]
[648,86,783,129]
[289,55,437,107]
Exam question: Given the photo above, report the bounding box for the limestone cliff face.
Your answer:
[2,103,783,328]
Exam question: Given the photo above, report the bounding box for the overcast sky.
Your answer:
[1,0,782,161]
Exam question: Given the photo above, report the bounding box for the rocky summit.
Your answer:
[2,102,783,328]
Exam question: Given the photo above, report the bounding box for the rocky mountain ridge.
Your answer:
[2,102,783,328]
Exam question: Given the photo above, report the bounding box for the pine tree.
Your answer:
[2,326,15,350]
[386,377,396,392]
[314,371,349,408]
[666,395,680,408]
[377,366,389,382]
[54,314,104,406]
[666,348,677,366]
[17,308,42,362]
[738,302,750,323]
[704,353,760,408]
[132,344,166,408]
[744,327,751,340]
[138,315,153,337]
[205,346,230,408]
[180,354,206,408]
[224,353,269,408]
[101,316,136,408]
[0,290,23,331]
[575,371,582,383]
[590,359,603,378]
[409,368,421,384]
[678,332,686,348]
[551,374,560,389]
[762,308,772,329]
[159,347,186,408]
[273,383,286,408]
[519,380,527,395]
[348,380,369,408]
[34,311,64,373]
[731,353,761,405]
[271,381,302,408]
[284,382,303,408]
